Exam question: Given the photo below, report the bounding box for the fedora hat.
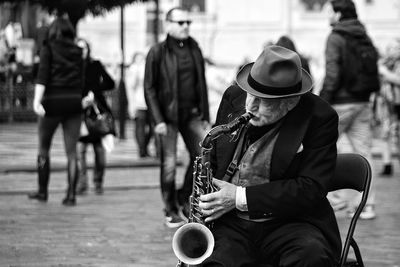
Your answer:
[236,45,313,99]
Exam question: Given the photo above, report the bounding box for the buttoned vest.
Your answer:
[231,123,281,187]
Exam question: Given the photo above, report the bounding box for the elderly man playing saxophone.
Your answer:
[198,45,342,266]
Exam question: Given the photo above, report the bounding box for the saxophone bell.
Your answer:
[172,222,215,265]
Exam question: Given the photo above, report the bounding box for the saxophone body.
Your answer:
[172,112,254,266]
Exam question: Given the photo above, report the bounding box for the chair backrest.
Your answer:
[328,153,372,267]
[328,153,371,193]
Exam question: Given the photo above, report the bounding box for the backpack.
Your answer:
[336,31,380,96]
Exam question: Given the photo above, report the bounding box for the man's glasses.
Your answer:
[168,20,192,26]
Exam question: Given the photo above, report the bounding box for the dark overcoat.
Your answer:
[210,85,342,257]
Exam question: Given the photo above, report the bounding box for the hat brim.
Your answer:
[236,62,314,99]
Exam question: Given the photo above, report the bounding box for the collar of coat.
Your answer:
[270,94,312,179]
[165,34,199,51]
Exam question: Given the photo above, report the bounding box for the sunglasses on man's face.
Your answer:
[168,20,192,26]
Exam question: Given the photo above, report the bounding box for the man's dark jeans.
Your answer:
[158,112,206,213]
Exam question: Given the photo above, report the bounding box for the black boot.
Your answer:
[93,166,104,195]
[380,164,393,176]
[62,158,78,206]
[93,169,104,195]
[94,183,104,195]
[28,156,49,202]
[93,142,105,195]
[76,143,88,195]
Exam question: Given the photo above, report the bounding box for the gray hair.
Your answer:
[279,96,300,113]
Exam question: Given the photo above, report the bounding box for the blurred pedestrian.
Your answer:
[371,88,395,176]
[276,35,312,77]
[32,15,52,79]
[144,7,210,228]
[0,30,7,66]
[379,42,400,170]
[320,0,380,219]
[0,30,8,108]
[204,58,233,125]
[126,51,153,158]
[380,56,400,85]
[28,16,84,206]
[76,38,115,195]
[376,40,400,176]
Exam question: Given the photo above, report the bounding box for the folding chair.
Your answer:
[329,153,372,267]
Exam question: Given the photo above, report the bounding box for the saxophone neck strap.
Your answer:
[222,124,249,182]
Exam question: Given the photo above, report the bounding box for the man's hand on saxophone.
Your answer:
[199,179,237,222]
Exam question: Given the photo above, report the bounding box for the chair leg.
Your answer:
[350,238,364,267]
[342,259,359,267]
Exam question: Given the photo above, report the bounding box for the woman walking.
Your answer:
[76,38,115,195]
[126,52,153,158]
[28,16,84,206]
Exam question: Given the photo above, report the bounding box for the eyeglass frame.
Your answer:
[167,19,192,26]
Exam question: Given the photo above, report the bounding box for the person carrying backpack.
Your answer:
[320,0,379,220]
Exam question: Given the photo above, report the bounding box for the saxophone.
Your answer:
[172,112,254,267]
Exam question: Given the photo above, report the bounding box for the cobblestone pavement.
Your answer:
[0,122,396,173]
[0,167,184,267]
[0,122,190,173]
[0,122,161,173]
[1,122,400,266]
[1,160,400,266]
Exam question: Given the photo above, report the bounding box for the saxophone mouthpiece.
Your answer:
[246,112,255,120]
[238,112,254,124]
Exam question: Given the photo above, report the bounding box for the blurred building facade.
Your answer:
[78,0,400,62]
[1,0,399,122]
[0,2,53,122]
[78,0,400,93]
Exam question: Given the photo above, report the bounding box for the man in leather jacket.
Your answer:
[144,7,210,228]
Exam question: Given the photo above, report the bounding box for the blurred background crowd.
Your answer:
[1,0,400,212]
[1,0,399,127]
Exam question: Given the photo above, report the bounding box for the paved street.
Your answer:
[0,122,163,173]
[0,168,182,267]
[1,163,400,266]
[1,122,400,266]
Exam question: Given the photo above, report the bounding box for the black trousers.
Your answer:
[202,213,338,267]
[38,114,81,159]
[77,141,105,186]
[158,108,205,213]
[134,109,153,157]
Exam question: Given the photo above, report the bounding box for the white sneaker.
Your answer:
[360,204,376,220]
[347,204,376,220]
[165,211,186,228]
